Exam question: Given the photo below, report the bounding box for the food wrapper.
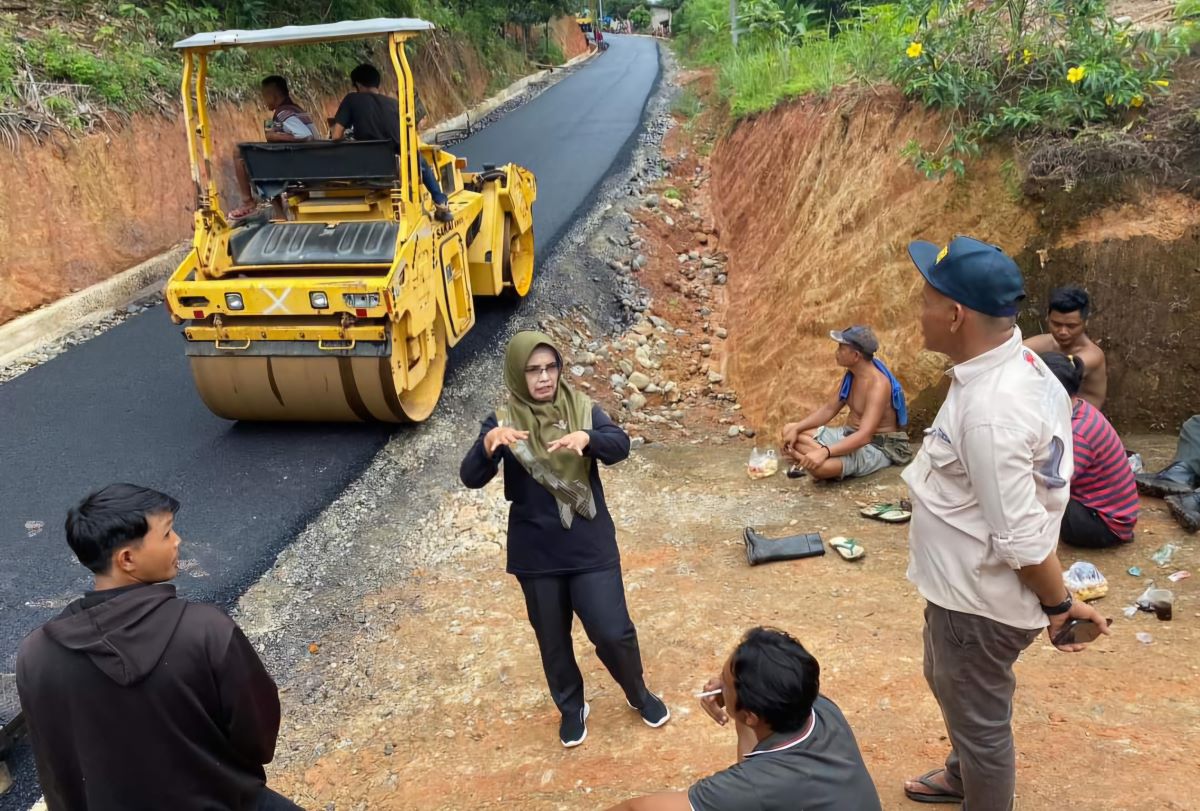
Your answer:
[1063,561,1108,602]
[746,447,779,479]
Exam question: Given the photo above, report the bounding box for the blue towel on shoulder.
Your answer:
[839,359,908,428]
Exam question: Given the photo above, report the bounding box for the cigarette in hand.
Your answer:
[694,688,723,698]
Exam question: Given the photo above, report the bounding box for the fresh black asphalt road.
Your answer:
[0,34,658,808]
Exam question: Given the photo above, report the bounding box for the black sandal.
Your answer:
[904,769,964,804]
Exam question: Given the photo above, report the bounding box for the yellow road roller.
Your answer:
[165,18,537,422]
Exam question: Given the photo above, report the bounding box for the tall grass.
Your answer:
[704,6,911,118]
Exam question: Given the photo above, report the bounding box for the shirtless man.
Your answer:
[781,326,911,481]
[1023,285,1107,409]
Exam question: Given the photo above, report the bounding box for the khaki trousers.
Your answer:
[923,602,1042,811]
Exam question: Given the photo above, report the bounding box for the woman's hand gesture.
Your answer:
[546,431,591,456]
[484,426,528,457]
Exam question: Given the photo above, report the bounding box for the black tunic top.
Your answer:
[459,405,631,577]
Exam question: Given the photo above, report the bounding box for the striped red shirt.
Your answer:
[1070,399,1139,540]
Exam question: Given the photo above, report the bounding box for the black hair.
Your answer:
[730,627,820,733]
[1048,286,1090,319]
[261,75,289,97]
[1040,351,1086,397]
[350,63,382,89]
[65,484,180,574]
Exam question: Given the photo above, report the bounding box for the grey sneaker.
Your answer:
[560,702,590,748]
[629,692,671,728]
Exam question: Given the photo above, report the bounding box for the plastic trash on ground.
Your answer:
[1127,453,1144,474]
[1151,543,1180,567]
[1128,566,1143,577]
[746,447,779,479]
[1063,561,1108,601]
[1136,632,1153,645]
[1168,570,1191,583]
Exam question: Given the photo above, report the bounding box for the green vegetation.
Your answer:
[894,0,1194,177]
[675,0,1200,178]
[0,0,575,133]
[675,0,910,116]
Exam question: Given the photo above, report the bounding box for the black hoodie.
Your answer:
[16,583,281,811]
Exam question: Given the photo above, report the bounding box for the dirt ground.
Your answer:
[270,439,1198,811]
[266,63,1199,811]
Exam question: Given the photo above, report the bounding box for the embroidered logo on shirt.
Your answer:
[553,420,568,432]
[1021,349,1044,375]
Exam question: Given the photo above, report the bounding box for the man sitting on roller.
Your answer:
[781,326,912,481]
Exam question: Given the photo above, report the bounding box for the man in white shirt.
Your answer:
[900,235,1109,809]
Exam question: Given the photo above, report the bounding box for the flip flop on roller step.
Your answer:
[859,502,911,524]
[828,536,865,561]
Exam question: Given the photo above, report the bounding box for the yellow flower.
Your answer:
[1066,66,1086,84]
[1022,48,1033,65]
[907,41,923,59]
[1105,93,1114,106]
[1152,79,1170,87]
[1131,94,1144,107]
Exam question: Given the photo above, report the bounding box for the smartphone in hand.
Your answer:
[1052,618,1112,647]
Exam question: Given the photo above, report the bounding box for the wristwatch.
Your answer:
[1041,594,1073,616]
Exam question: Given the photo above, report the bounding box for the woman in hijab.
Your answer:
[460,331,669,748]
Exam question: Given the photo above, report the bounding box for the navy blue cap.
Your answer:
[907,235,1026,317]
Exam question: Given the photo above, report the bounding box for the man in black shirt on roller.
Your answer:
[331,63,453,222]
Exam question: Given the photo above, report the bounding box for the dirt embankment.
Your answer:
[0,22,587,327]
[710,86,1200,434]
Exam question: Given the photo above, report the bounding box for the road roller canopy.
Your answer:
[173,18,434,51]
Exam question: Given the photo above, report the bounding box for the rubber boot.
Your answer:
[743,528,825,566]
[1135,462,1196,498]
[1166,492,1200,533]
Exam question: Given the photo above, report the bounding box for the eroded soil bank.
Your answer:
[0,19,586,326]
[709,86,1200,433]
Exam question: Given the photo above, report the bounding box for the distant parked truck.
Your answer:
[164,18,538,423]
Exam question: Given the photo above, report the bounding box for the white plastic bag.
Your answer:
[747,448,779,479]
[1063,561,1108,602]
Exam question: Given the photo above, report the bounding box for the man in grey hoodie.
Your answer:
[16,484,301,810]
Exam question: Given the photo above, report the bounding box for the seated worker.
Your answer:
[230,75,316,220]
[17,484,301,811]
[330,62,453,223]
[605,627,882,811]
[1136,414,1200,532]
[781,326,911,481]
[1042,352,1139,547]
[1024,285,1107,409]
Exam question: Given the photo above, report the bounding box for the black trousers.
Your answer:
[517,566,649,716]
[257,787,305,810]
[1060,498,1125,548]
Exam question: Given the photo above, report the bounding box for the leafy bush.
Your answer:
[891,0,1182,177]
[630,6,652,30]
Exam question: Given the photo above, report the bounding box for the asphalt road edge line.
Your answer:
[0,246,189,370]
[0,48,600,375]
[421,45,599,141]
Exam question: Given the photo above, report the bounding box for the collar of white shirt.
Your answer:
[945,328,1023,385]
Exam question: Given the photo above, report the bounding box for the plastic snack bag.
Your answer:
[747,448,779,479]
[1063,561,1108,602]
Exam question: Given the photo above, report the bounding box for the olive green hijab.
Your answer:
[499,331,596,528]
